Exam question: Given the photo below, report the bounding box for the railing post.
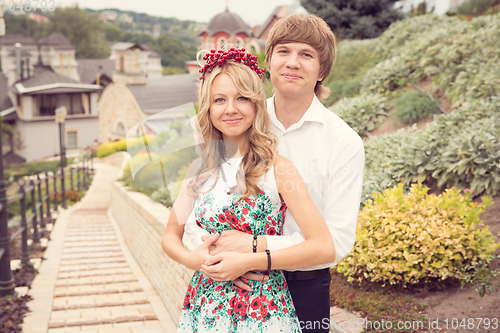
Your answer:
[45,171,51,221]
[19,184,29,266]
[30,179,39,244]
[83,160,87,190]
[0,121,15,295]
[37,173,45,229]
[61,167,66,209]
[77,167,80,192]
[53,172,58,211]
[70,168,74,191]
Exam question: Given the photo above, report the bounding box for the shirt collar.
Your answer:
[267,94,325,132]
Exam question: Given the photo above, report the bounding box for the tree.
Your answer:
[48,6,109,59]
[300,0,404,39]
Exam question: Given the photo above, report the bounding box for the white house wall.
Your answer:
[14,117,99,162]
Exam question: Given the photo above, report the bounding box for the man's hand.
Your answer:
[201,230,267,255]
[232,273,269,291]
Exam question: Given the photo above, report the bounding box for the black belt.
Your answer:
[283,268,329,281]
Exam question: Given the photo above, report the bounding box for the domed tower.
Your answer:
[200,7,252,51]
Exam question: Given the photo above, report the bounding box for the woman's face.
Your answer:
[209,73,256,147]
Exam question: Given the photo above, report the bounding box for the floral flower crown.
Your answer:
[199,47,266,80]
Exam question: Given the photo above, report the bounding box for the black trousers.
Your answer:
[285,269,331,333]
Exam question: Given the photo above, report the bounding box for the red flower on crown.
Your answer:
[199,47,266,80]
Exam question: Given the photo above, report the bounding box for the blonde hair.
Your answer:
[188,60,278,200]
[265,14,336,101]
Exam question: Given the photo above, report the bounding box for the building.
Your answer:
[186,5,300,74]
[187,7,252,74]
[110,43,163,79]
[0,32,113,163]
[98,44,198,143]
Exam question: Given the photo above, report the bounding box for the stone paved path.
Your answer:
[22,163,176,333]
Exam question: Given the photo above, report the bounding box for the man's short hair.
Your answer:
[265,14,336,101]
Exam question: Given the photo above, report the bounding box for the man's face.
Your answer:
[269,42,323,98]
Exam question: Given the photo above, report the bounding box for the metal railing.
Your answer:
[0,152,94,296]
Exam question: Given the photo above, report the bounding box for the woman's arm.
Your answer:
[200,156,335,280]
[161,161,218,271]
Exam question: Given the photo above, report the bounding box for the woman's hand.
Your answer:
[200,252,259,282]
[184,234,220,271]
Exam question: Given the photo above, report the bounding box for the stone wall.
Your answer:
[109,162,194,324]
[97,83,145,143]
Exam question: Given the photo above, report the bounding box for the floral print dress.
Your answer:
[177,158,301,333]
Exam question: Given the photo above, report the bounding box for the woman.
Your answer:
[161,48,335,332]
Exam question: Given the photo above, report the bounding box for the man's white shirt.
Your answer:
[185,95,365,271]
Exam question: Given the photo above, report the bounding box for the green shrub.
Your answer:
[323,80,361,107]
[362,98,500,202]
[96,137,153,158]
[151,187,173,208]
[323,38,377,106]
[361,57,410,94]
[393,91,438,124]
[338,184,498,287]
[457,0,496,16]
[330,94,387,136]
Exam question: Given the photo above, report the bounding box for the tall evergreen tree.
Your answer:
[300,0,404,39]
[48,6,109,58]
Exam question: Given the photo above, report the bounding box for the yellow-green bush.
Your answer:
[96,136,155,158]
[338,183,498,287]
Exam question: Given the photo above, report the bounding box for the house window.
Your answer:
[218,37,227,50]
[236,38,244,49]
[66,131,78,149]
[116,122,126,136]
[39,95,56,116]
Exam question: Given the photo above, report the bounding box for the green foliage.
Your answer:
[323,38,378,106]
[152,35,197,68]
[300,0,404,39]
[457,0,497,16]
[329,94,387,136]
[119,164,157,197]
[151,186,173,208]
[3,12,50,40]
[393,91,438,124]
[163,66,187,75]
[460,255,500,297]
[324,80,361,107]
[361,56,410,94]
[362,98,500,202]
[95,140,128,158]
[338,184,498,287]
[365,13,500,108]
[48,5,110,59]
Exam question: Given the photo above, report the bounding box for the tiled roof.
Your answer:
[110,42,147,51]
[128,74,199,114]
[77,59,115,84]
[0,73,13,111]
[0,34,37,45]
[38,32,74,49]
[18,70,79,88]
[202,10,252,37]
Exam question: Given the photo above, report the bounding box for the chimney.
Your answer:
[15,43,22,81]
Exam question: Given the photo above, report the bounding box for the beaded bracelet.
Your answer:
[265,249,271,273]
[252,235,258,253]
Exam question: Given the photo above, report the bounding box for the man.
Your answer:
[186,14,364,332]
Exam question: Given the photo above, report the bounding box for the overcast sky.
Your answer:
[55,0,451,27]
